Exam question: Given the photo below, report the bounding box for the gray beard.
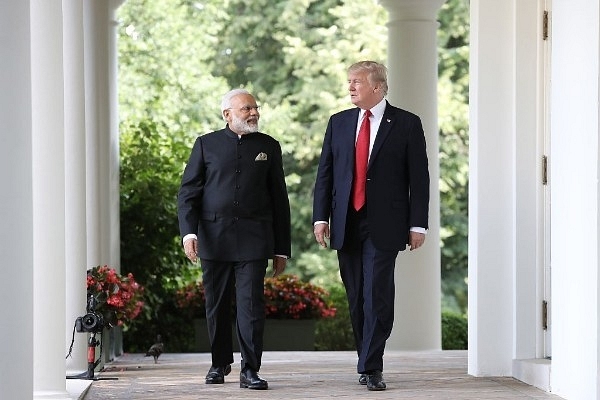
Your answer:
[231,116,258,134]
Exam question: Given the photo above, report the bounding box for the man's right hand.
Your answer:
[183,238,198,263]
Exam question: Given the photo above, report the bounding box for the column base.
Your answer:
[33,389,73,400]
[512,358,551,392]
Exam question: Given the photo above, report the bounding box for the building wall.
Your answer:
[471,0,600,398]
[549,0,599,399]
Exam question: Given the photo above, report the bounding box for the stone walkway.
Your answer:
[78,351,564,399]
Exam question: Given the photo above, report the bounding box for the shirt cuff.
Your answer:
[182,233,197,245]
[410,227,427,234]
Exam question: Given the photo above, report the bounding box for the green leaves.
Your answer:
[438,0,469,314]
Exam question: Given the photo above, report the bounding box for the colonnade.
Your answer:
[1,1,122,398]
[0,1,442,398]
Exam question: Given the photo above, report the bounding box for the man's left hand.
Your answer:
[409,232,426,251]
[272,256,287,277]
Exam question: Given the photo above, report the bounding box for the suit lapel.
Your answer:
[342,108,360,150]
[368,102,394,169]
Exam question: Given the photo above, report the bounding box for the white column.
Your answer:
[31,0,70,398]
[84,0,121,362]
[549,2,599,399]
[84,0,108,269]
[379,0,444,350]
[468,0,515,376]
[109,0,125,271]
[0,1,35,399]
[64,0,89,375]
[108,0,126,356]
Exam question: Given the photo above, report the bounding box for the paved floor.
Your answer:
[79,351,564,400]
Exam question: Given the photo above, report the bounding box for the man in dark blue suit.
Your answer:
[178,89,291,390]
[312,61,429,391]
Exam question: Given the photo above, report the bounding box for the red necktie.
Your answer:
[352,109,371,211]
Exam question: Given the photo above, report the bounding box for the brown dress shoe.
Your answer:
[205,365,232,384]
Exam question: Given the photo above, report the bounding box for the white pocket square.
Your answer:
[255,152,268,161]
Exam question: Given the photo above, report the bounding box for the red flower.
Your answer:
[175,274,336,320]
[86,265,145,328]
[175,280,206,317]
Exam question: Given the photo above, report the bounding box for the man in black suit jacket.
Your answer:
[312,61,429,391]
[178,88,291,390]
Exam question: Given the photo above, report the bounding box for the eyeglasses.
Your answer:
[227,105,261,113]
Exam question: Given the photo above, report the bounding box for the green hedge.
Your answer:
[316,286,468,351]
[315,284,354,350]
[441,310,468,350]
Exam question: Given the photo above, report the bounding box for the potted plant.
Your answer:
[86,265,145,328]
[175,274,336,351]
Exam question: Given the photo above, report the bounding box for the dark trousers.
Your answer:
[200,259,267,372]
[337,208,398,374]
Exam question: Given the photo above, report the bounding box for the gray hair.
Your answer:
[348,61,388,96]
[221,88,251,118]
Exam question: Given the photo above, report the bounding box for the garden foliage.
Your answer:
[117,0,469,351]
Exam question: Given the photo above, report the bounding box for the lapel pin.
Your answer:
[386,119,391,123]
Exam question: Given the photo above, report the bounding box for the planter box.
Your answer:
[194,319,316,352]
[263,319,316,350]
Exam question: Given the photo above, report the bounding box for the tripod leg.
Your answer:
[86,333,97,379]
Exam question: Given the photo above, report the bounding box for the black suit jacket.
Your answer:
[312,102,429,251]
[178,126,291,261]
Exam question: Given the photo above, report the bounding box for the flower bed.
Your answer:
[176,274,336,320]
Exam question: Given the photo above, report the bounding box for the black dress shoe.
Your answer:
[358,374,368,385]
[205,364,232,384]
[366,370,386,391]
[240,368,268,390]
